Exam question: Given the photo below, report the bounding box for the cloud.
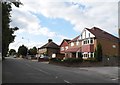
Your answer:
[16,0,118,36]
[9,0,119,50]
[10,4,56,38]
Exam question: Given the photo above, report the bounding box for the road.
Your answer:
[2,57,119,84]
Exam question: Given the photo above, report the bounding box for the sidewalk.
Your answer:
[79,67,119,80]
[0,61,2,84]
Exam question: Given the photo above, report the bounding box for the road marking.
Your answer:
[36,68,51,75]
[55,76,58,79]
[64,80,70,83]
[25,63,51,75]
[111,78,119,80]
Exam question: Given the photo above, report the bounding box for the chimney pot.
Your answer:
[48,39,52,43]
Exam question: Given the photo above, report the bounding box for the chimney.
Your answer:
[48,39,52,43]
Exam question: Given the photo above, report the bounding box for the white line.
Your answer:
[111,78,119,80]
[55,76,58,79]
[64,80,70,83]
[25,63,51,75]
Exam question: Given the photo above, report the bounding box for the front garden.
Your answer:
[49,57,104,67]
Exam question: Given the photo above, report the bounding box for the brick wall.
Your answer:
[47,48,60,57]
[96,38,119,56]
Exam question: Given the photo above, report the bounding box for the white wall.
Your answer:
[81,29,95,39]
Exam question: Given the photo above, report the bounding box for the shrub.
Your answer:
[63,58,83,63]
[50,58,61,62]
[84,58,97,62]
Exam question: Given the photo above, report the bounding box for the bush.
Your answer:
[63,58,83,63]
[84,58,97,62]
[50,58,61,62]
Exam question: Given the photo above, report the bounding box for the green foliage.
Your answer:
[50,58,61,62]
[84,58,97,62]
[63,58,83,63]
[2,1,22,59]
[9,49,16,56]
[28,47,37,55]
[18,45,28,56]
[94,43,103,62]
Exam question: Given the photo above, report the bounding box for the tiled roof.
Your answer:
[39,41,59,49]
[60,39,71,46]
[69,35,80,43]
[65,47,81,52]
[64,39,71,43]
[86,27,119,42]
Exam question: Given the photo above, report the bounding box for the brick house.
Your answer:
[81,27,120,59]
[38,39,60,58]
[65,35,82,59]
[64,27,120,60]
[60,39,71,54]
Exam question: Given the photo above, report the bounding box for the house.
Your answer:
[60,39,71,54]
[81,27,120,59]
[38,39,60,58]
[65,35,82,59]
[64,27,120,60]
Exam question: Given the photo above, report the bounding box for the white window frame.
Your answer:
[65,46,68,50]
[61,47,64,51]
[76,41,79,45]
[71,42,74,46]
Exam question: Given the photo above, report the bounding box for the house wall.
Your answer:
[47,48,60,57]
[60,41,69,54]
[38,48,47,54]
[68,40,81,49]
[81,29,95,39]
[96,38,119,56]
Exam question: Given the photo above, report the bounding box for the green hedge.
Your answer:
[50,58,61,62]
[50,58,83,63]
[63,58,83,63]
[83,58,97,62]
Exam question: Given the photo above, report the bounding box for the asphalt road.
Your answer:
[2,57,119,84]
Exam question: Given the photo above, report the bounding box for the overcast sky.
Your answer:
[9,0,119,51]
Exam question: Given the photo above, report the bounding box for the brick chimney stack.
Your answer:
[48,39,52,43]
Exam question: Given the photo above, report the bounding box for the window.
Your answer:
[89,33,90,37]
[61,47,64,51]
[90,39,93,44]
[88,40,89,44]
[76,41,79,45]
[84,41,86,44]
[65,46,68,50]
[112,45,116,48]
[71,42,74,46]
[91,52,93,58]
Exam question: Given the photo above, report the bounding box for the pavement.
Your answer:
[0,60,2,84]
[2,57,119,84]
[79,67,119,80]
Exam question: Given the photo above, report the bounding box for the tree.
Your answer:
[2,1,22,60]
[94,43,103,62]
[28,47,37,55]
[18,45,28,57]
[9,49,16,56]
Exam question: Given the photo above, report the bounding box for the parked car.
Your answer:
[38,55,49,62]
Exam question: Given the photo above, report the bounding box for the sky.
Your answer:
[9,0,119,51]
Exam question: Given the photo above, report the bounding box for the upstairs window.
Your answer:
[76,41,79,45]
[61,47,64,51]
[65,46,68,50]
[71,42,74,46]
